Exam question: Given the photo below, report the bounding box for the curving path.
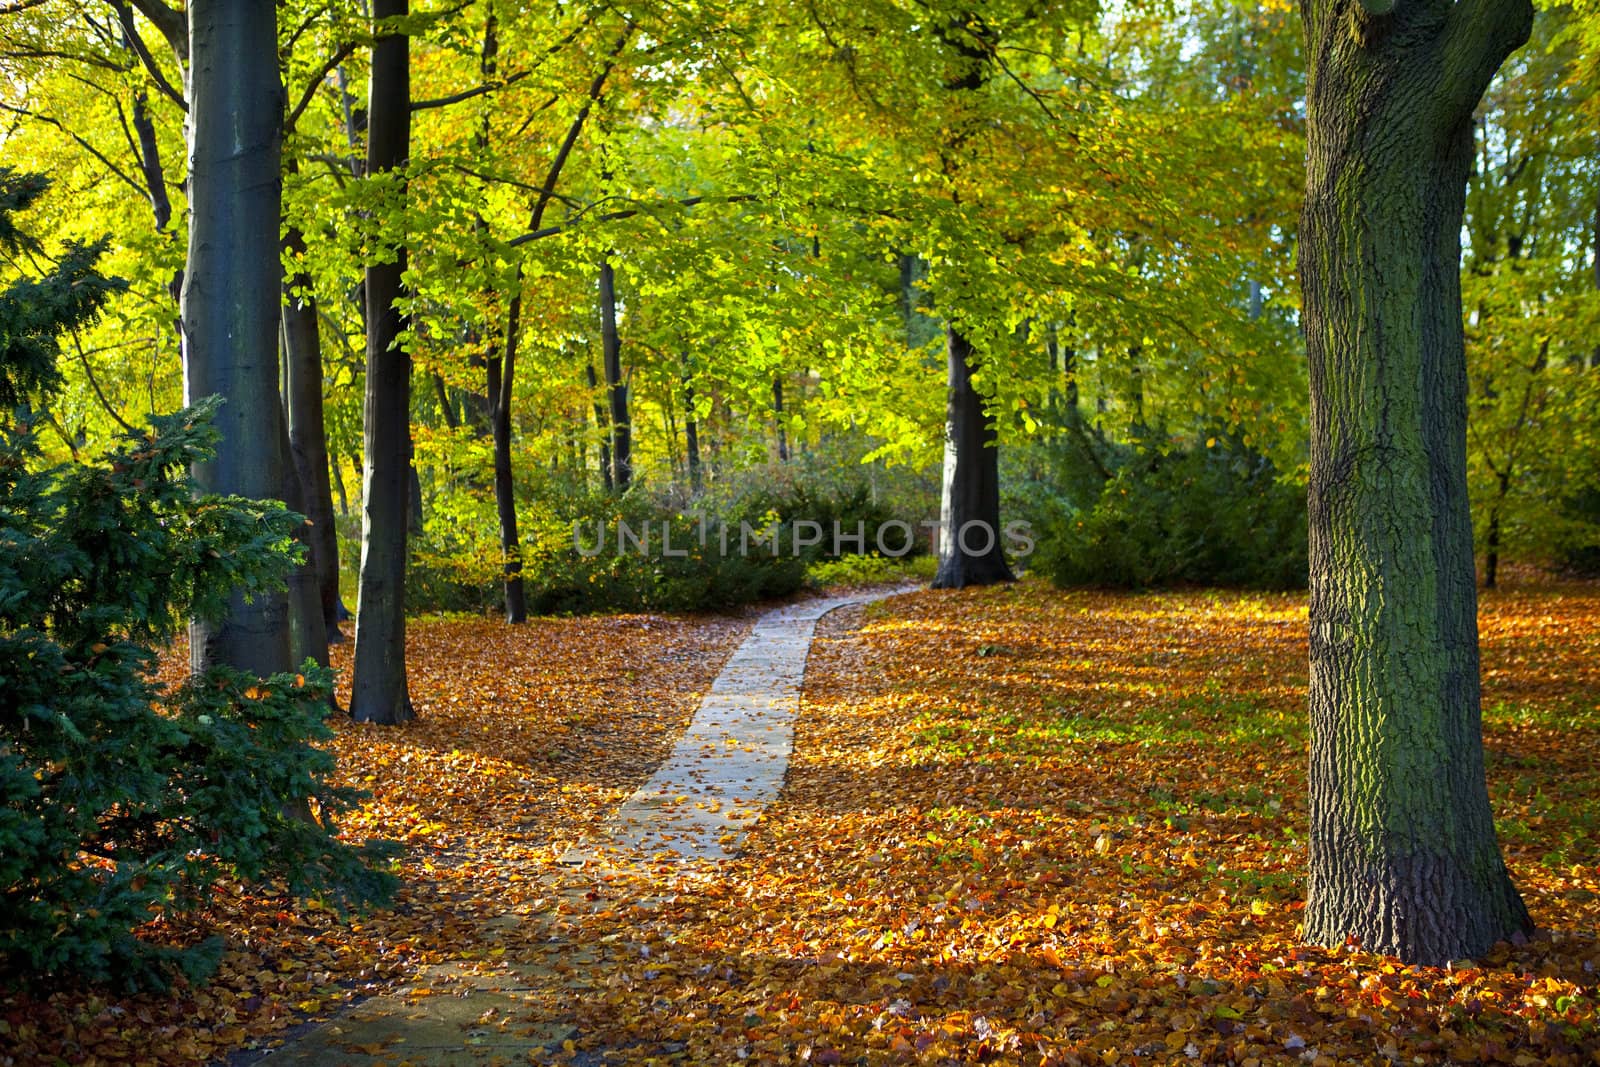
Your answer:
[561,584,916,865]
[257,587,914,1065]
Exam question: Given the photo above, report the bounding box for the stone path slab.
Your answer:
[561,585,914,865]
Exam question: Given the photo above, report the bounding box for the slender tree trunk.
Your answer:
[487,299,527,623]
[772,377,789,463]
[114,5,181,310]
[1299,0,1533,963]
[433,372,459,430]
[276,398,329,671]
[600,259,631,490]
[664,389,681,479]
[350,0,414,724]
[407,460,424,536]
[283,218,344,647]
[586,362,612,492]
[332,453,348,516]
[932,327,1014,589]
[182,0,292,678]
[1592,191,1599,369]
[1483,486,1507,591]
[684,374,702,493]
[130,91,174,233]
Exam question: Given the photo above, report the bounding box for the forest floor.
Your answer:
[4,578,1600,1066]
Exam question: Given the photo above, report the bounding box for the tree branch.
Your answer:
[114,1,185,111]
[1439,0,1534,118]
[506,194,759,248]
[71,328,140,434]
[286,40,359,135]
[410,68,530,112]
[523,30,630,232]
[122,0,186,67]
[0,102,147,200]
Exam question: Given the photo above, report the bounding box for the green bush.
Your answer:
[1028,432,1307,590]
[407,465,929,616]
[806,552,936,589]
[1556,486,1600,578]
[0,175,394,989]
[522,491,807,614]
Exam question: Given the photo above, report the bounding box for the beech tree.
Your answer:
[1299,0,1535,962]
[181,0,293,678]
[350,0,414,724]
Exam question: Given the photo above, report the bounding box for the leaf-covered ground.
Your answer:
[5,580,1600,1065]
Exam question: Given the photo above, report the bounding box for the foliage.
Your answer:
[1026,431,1308,590]
[0,181,394,989]
[0,168,126,410]
[806,552,936,589]
[407,463,926,614]
[0,401,397,989]
[1462,5,1600,576]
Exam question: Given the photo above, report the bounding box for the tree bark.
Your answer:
[486,302,527,623]
[283,217,344,648]
[1300,0,1534,964]
[350,0,414,724]
[600,259,631,490]
[772,376,789,463]
[275,400,329,671]
[932,326,1014,589]
[684,373,702,493]
[181,0,291,679]
[587,361,612,492]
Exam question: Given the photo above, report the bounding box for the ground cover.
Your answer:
[3,580,1598,1066]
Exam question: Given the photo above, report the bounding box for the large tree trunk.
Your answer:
[1299,0,1533,964]
[283,219,344,648]
[600,259,631,491]
[182,0,291,678]
[932,327,1013,589]
[350,0,414,724]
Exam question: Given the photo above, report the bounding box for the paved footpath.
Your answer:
[252,586,913,1066]
[562,585,915,866]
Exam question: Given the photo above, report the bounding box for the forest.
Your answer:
[1,0,1599,1063]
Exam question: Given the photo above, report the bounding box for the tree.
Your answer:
[350,0,414,724]
[600,257,632,491]
[933,326,1013,586]
[181,0,293,678]
[0,172,393,989]
[1460,8,1600,585]
[1299,0,1535,963]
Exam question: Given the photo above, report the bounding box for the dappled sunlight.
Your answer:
[482,578,1600,1064]
[6,581,1598,1064]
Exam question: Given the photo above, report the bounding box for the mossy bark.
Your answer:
[1300,0,1534,963]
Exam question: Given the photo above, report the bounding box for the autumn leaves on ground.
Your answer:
[5,580,1600,1066]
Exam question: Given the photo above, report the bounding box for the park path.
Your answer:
[560,585,915,866]
[251,585,913,1066]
